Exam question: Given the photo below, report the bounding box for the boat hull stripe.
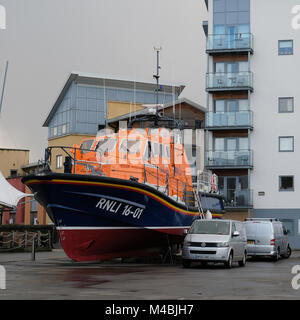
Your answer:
[25,178,223,217]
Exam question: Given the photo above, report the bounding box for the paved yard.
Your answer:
[0,249,300,300]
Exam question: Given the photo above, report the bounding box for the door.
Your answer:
[227,177,237,207]
[227,138,237,165]
[275,223,284,254]
[230,222,241,260]
[227,25,237,49]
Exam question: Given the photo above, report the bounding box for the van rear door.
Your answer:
[245,221,273,253]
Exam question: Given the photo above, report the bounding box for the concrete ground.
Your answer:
[0,249,300,300]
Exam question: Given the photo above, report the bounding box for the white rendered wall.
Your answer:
[251,0,300,209]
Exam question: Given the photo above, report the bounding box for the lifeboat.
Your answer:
[22,125,224,262]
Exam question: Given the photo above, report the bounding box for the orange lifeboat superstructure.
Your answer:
[72,128,194,205]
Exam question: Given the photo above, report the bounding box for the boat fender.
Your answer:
[206,210,212,220]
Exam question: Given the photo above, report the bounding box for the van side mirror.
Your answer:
[232,231,240,237]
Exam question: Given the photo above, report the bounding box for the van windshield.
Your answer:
[189,220,230,235]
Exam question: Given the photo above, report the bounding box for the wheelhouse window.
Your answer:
[95,139,117,153]
[279,176,294,191]
[80,139,95,154]
[278,40,293,55]
[119,140,142,154]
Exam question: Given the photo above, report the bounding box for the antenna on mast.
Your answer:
[153,47,162,109]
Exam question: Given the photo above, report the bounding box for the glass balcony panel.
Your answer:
[205,150,253,168]
[206,111,253,128]
[206,72,253,91]
[220,189,253,208]
[207,33,253,52]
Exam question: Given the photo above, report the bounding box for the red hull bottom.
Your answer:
[58,228,184,262]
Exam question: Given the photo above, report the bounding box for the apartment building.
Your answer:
[203,0,300,248]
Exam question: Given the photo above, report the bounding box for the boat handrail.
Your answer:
[39,146,218,210]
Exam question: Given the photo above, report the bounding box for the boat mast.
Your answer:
[0,61,8,114]
[153,47,162,114]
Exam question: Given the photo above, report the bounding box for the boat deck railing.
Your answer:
[41,146,218,210]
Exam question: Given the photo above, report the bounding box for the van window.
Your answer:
[245,222,272,236]
[232,223,237,233]
[189,220,230,235]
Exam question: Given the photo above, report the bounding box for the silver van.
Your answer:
[182,219,247,268]
[244,218,292,260]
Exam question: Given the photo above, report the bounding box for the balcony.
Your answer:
[206,111,253,130]
[205,150,253,169]
[221,189,253,209]
[206,33,253,54]
[206,72,253,92]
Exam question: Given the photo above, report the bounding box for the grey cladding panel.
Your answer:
[226,0,238,12]
[238,0,250,11]
[226,12,238,24]
[214,0,226,12]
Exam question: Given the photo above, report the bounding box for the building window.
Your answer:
[9,211,16,224]
[279,97,294,113]
[10,169,18,177]
[279,136,294,152]
[278,40,293,55]
[214,137,248,151]
[62,124,67,134]
[53,126,58,136]
[56,155,63,169]
[195,120,204,129]
[30,199,38,225]
[281,219,294,236]
[214,99,249,113]
[279,176,294,191]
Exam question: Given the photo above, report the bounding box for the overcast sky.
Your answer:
[0,0,207,161]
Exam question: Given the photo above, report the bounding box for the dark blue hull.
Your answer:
[23,173,224,261]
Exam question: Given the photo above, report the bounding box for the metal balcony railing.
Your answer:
[205,150,253,168]
[206,72,253,92]
[206,111,253,129]
[206,33,253,53]
[220,189,253,208]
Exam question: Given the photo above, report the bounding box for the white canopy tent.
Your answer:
[0,171,33,209]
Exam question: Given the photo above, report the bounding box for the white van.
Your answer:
[244,218,292,260]
[182,219,247,268]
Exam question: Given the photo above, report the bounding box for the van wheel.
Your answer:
[283,245,292,259]
[238,251,247,267]
[225,252,233,269]
[182,259,191,268]
[272,248,280,261]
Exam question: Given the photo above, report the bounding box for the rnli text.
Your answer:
[96,198,144,219]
